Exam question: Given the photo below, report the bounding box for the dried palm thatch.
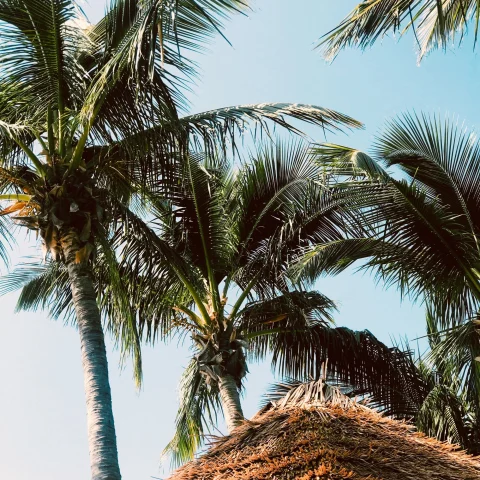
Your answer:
[168,380,480,480]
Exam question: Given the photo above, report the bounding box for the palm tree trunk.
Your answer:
[218,373,244,433]
[61,232,121,480]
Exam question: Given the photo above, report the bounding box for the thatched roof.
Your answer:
[168,382,480,480]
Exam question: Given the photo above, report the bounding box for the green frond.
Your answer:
[227,142,323,285]
[108,104,362,184]
[0,260,72,319]
[181,103,362,151]
[428,320,480,409]
[0,0,90,115]
[318,0,477,62]
[237,290,335,345]
[311,119,480,326]
[163,358,221,468]
[84,0,252,137]
[375,112,480,237]
[291,238,387,283]
[107,197,208,338]
[96,230,143,387]
[416,384,468,446]
[311,143,388,180]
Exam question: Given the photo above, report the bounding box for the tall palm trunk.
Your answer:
[61,232,121,480]
[218,373,244,433]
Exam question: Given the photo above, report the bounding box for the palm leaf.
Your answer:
[416,384,469,446]
[0,0,89,115]
[319,0,480,62]
[163,357,221,468]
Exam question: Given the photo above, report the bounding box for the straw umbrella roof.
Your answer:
[168,381,480,480]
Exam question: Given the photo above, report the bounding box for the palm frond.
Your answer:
[319,0,478,62]
[311,143,388,180]
[0,260,72,319]
[416,384,468,446]
[0,0,89,115]
[226,141,327,291]
[310,132,480,326]
[108,104,362,179]
[290,238,387,283]
[96,230,142,386]
[428,320,480,409]
[375,112,480,236]
[84,0,249,133]
[237,290,335,353]
[106,197,207,340]
[181,103,363,150]
[319,0,422,61]
[163,358,221,468]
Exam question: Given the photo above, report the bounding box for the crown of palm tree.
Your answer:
[294,113,480,453]
[89,141,427,465]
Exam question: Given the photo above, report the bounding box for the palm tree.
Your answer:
[89,141,427,465]
[0,1,362,477]
[294,113,480,439]
[320,0,480,62]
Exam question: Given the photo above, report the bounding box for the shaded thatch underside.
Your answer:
[168,402,480,480]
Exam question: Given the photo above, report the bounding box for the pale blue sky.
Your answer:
[1,1,479,479]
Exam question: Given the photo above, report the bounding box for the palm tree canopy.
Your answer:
[103,141,430,465]
[293,113,480,451]
[299,114,480,325]
[320,0,480,62]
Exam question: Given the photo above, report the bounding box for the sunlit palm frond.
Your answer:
[319,0,423,61]
[181,103,362,150]
[106,104,362,179]
[84,0,250,135]
[0,0,90,115]
[319,0,480,62]
[311,143,388,180]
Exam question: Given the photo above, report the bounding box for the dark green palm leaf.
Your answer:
[163,358,221,468]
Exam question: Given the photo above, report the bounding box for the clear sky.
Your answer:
[1,1,479,479]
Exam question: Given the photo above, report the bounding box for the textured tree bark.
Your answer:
[218,373,244,433]
[61,232,121,480]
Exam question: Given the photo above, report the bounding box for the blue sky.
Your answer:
[1,1,480,479]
